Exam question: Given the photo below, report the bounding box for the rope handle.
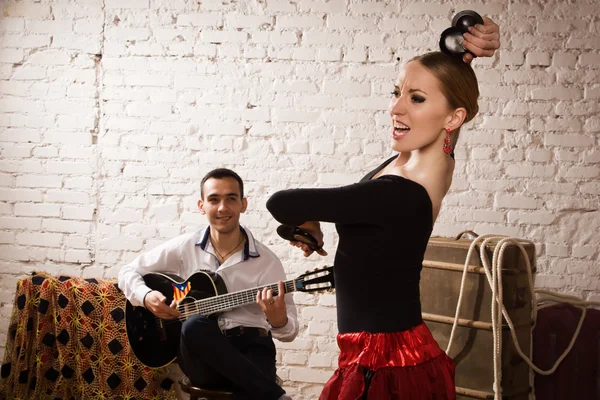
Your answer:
[454,230,479,240]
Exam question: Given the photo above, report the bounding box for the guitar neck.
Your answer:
[189,279,297,317]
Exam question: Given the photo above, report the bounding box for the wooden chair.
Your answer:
[180,375,233,400]
[179,375,284,400]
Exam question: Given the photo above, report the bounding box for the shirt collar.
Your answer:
[196,225,260,261]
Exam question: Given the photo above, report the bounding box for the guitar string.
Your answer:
[149,269,332,324]
[154,281,298,323]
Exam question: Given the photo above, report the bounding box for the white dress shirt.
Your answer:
[118,225,299,342]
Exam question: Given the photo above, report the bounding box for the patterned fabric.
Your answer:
[320,323,455,400]
[0,272,177,400]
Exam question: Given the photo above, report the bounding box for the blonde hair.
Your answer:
[409,52,479,148]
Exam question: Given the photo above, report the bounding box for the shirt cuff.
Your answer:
[268,317,288,330]
[134,285,153,307]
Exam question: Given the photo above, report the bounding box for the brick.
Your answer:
[525,52,550,66]
[535,274,567,290]
[495,194,538,210]
[579,53,600,68]
[283,352,308,365]
[277,15,324,29]
[0,217,41,230]
[46,161,93,175]
[560,166,599,179]
[28,51,74,67]
[481,116,527,130]
[0,246,29,261]
[308,353,334,368]
[537,19,570,33]
[45,190,90,204]
[552,52,578,68]
[0,48,24,63]
[307,321,332,336]
[0,18,25,32]
[287,141,309,154]
[499,51,525,66]
[572,246,596,259]
[64,177,93,189]
[288,367,330,384]
[585,85,600,100]
[343,46,367,62]
[0,188,43,202]
[105,0,150,8]
[291,47,316,61]
[0,232,15,244]
[44,131,93,146]
[100,237,144,251]
[545,118,582,132]
[16,174,62,189]
[0,98,44,114]
[0,203,12,215]
[0,144,33,158]
[298,0,346,12]
[0,174,14,187]
[201,31,248,44]
[42,219,91,234]
[346,97,388,111]
[65,236,88,249]
[62,206,94,221]
[544,133,594,147]
[531,87,582,101]
[125,73,170,87]
[273,109,319,123]
[16,232,62,247]
[328,15,376,30]
[225,14,273,29]
[64,250,92,263]
[507,211,555,225]
[275,80,318,93]
[584,116,600,132]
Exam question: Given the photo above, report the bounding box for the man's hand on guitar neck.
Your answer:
[144,290,181,319]
[256,281,288,328]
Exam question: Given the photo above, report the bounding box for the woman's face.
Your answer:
[388,61,454,154]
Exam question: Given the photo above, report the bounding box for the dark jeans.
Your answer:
[177,315,285,400]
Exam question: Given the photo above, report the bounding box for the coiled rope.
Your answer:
[445,233,600,400]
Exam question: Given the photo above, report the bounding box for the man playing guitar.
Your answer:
[118,168,297,400]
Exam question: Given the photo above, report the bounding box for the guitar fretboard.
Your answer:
[179,279,297,318]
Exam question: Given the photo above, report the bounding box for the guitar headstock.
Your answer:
[294,266,335,293]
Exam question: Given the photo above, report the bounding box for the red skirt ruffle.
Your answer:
[320,323,455,400]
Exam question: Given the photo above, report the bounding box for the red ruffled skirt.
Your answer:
[320,323,455,400]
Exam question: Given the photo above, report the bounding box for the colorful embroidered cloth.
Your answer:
[0,272,177,399]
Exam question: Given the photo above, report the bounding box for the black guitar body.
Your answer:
[125,271,227,368]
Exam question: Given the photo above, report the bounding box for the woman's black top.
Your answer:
[266,155,434,334]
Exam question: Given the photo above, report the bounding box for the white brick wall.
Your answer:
[1,0,599,397]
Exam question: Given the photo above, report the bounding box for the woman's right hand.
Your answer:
[291,222,328,257]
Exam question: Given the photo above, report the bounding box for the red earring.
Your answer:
[443,128,453,154]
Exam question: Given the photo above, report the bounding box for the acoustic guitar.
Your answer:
[125,266,334,368]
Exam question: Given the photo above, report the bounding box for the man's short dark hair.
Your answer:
[200,168,244,199]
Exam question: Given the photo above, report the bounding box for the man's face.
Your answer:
[198,177,247,235]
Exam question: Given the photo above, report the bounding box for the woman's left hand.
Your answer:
[462,16,501,63]
[256,281,288,328]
